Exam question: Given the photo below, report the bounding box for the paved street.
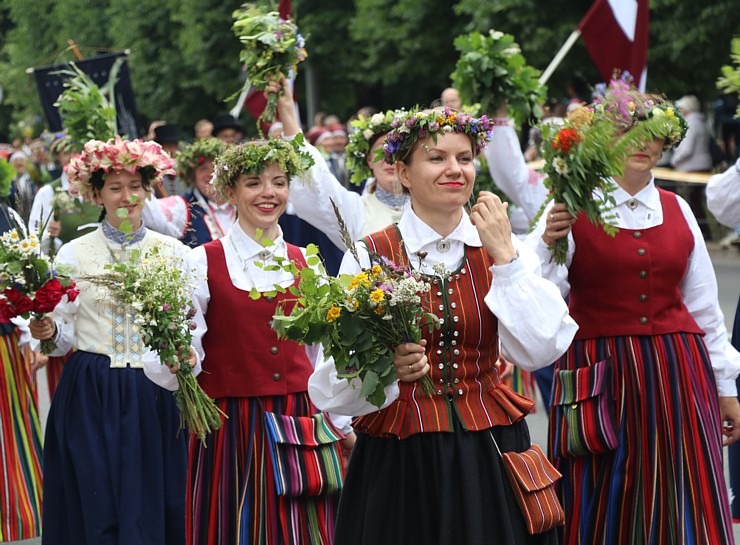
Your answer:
[10,244,740,545]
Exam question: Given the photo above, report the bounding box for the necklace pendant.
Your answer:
[258,249,272,261]
[436,239,450,253]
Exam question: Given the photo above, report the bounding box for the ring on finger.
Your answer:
[408,364,414,371]
[549,213,555,221]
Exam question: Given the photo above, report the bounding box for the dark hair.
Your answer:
[91,167,154,222]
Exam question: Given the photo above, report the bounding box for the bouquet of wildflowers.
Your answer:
[534,79,687,264]
[717,37,740,117]
[84,244,224,442]
[451,30,547,125]
[270,221,440,408]
[0,228,78,353]
[232,4,308,130]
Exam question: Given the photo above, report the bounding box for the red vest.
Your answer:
[352,226,534,439]
[569,188,703,340]
[198,240,313,399]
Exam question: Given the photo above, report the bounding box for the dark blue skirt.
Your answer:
[42,351,187,545]
[334,416,557,545]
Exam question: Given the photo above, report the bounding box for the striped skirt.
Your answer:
[0,330,43,540]
[187,393,339,545]
[45,352,71,400]
[551,333,733,545]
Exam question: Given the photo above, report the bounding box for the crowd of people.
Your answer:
[0,75,739,545]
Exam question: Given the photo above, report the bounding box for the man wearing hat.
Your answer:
[153,123,187,196]
[211,115,246,144]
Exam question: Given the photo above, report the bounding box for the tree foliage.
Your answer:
[0,0,737,142]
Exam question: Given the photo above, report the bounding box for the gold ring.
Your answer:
[408,364,414,370]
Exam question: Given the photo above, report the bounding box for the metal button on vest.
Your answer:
[639,316,648,324]
[637,248,646,256]
[639,294,648,302]
[272,373,281,381]
[270,346,279,354]
[453,349,460,356]
[639,270,648,278]
[458,389,464,395]
[633,231,642,239]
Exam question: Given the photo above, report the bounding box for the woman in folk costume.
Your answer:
[308,107,578,544]
[528,86,740,544]
[183,130,354,544]
[143,137,235,247]
[0,166,43,541]
[29,137,191,545]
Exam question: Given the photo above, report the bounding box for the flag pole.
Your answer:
[229,77,252,119]
[539,29,582,85]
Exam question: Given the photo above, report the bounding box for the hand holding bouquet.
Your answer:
[270,237,440,409]
[0,228,78,354]
[451,30,546,125]
[84,244,224,442]
[232,3,307,130]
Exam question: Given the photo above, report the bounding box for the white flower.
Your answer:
[131,301,144,311]
[370,113,385,125]
[490,30,504,40]
[363,128,374,139]
[502,46,520,57]
[553,157,569,175]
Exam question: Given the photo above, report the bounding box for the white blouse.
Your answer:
[308,206,579,417]
[187,222,353,433]
[525,178,740,396]
[706,159,740,228]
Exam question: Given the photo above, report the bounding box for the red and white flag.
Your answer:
[578,0,649,90]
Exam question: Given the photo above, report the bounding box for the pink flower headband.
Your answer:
[66,136,176,199]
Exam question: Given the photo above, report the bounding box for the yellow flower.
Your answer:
[446,112,457,124]
[566,106,593,129]
[326,305,341,323]
[374,305,385,316]
[370,288,385,304]
[347,298,359,311]
[371,265,382,279]
[348,272,371,290]
[665,108,675,118]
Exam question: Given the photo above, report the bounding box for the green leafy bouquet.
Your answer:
[232,4,308,130]
[84,244,224,442]
[54,58,123,146]
[451,30,547,126]
[269,212,440,408]
[718,37,740,117]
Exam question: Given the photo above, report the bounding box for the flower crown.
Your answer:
[175,138,227,181]
[382,107,493,164]
[345,109,405,186]
[211,133,314,199]
[593,80,688,148]
[66,136,176,199]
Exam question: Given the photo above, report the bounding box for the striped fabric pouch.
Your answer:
[551,357,619,458]
[490,432,565,535]
[264,411,345,496]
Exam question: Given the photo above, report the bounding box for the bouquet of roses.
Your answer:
[232,3,307,130]
[451,30,547,126]
[84,244,224,443]
[0,228,78,353]
[269,222,440,408]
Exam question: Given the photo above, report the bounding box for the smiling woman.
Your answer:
[27,136,191,545]
[181,136,354,545]
[308,107,578,545]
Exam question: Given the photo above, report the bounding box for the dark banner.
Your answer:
[32,51,140,139]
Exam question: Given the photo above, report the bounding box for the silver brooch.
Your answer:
[627,199,638,210]
[436,239,450,253]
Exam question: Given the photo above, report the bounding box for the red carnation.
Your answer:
[197,156,206,164]
[3,287,34,316]
[34,279,66,314]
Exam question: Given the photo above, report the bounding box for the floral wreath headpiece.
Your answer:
[382,107,493,164]
[592,79,688,149]
[345,109,405,186]
[66,136,176,199]
[211,133,314,199]
[175,138,227,181]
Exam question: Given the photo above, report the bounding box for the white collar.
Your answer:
[397,205,482,255]
[611,175,660,210]
[228,221,286,261]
